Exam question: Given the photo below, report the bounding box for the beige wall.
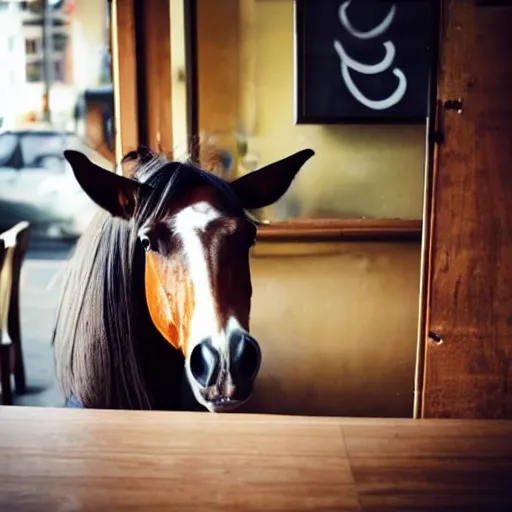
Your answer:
[237,241,421,418]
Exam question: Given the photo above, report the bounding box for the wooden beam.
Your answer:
[110,0,139,168]
[139,0,173,158]
[422,1,512,418]
[255,219,423,242]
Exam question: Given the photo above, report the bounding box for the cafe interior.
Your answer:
[0,0,511,510]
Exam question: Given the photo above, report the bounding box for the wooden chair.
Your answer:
[0,222,30,405]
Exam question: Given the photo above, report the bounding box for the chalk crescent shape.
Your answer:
[333,39,396,75]
[339,1,396,40]
[340,61,407,110]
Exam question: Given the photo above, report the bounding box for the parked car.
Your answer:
[0,127,113,239]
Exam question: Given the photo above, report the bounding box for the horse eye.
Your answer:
[140,234,152,252]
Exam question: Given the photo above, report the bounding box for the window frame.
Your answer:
[182,0,430,241]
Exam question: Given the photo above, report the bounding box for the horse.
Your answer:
[52,146,314,412]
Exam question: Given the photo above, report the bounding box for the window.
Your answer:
[190,0,428,224]
[25,38,39,55]
[26,61,43,82]
[53,60,63,81]
[52,33,68,52]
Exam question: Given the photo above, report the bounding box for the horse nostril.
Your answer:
[189,339,220,388]
[229,332,261,381]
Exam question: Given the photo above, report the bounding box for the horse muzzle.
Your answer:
[187,330,262,412]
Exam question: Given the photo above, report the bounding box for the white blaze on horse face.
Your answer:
[172,200,244,410]
[172,201,221,349]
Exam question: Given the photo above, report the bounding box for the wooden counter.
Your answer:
[0,406,511,511]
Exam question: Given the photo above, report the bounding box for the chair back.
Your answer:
[0,222,30,345]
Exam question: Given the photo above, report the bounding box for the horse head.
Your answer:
[62,148,314,412]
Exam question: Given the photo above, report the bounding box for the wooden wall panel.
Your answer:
[422,1,512,418]
[111,0,174,167]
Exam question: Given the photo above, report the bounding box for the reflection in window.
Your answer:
[194,0,427,222]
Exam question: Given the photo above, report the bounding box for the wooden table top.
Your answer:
[0,406,511,511]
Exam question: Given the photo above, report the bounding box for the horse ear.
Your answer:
[64,150,149,219]
[230,149,314,210]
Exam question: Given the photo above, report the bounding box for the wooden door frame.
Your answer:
[414,0,443,419]
[110,0,174,171]
[110,0,138,168]
[420,1,512,418]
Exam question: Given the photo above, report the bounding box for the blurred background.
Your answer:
[0,0,113,406]
[0,0,113,240]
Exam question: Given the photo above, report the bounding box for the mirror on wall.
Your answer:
[188,0,437,223]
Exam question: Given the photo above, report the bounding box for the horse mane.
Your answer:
[52,147,245,409]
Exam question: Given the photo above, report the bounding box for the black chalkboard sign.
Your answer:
[294,0,437,124]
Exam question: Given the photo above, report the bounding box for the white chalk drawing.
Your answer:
[333,39,395,75]
[339,0,396,40]
[333,0,407,111]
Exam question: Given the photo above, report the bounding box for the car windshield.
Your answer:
[0,133,18,166]
[0,130,113,172]
[19,133,67,167]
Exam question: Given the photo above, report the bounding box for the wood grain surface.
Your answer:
[256,219,422,242]
[423,2,512,418]
[0,407,511,511]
